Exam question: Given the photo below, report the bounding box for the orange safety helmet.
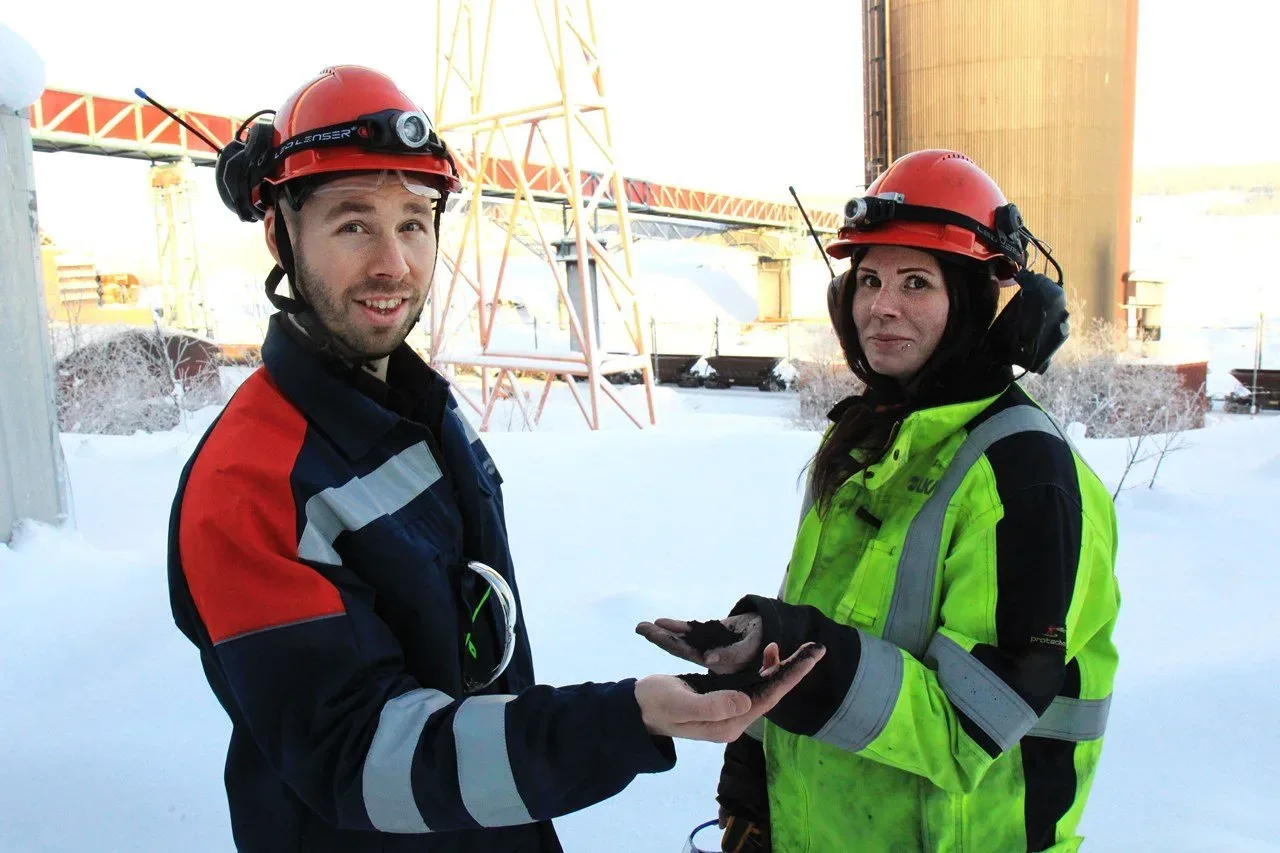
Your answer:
[825,150,1028,279]
[217,65,461,223]
[824,150,1070,375]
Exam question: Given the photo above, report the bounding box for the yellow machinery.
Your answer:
[41,233,154,327]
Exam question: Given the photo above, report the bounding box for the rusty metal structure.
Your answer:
[862,0,1140,324]
[28,87,840,231]
[430,0,655,430]
[28,77,840,427]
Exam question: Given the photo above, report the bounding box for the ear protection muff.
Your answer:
[827,269,848,329]
[989,269,1070,374]
[215,114,277,223]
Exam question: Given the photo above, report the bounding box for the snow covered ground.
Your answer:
[2,385,1279,851]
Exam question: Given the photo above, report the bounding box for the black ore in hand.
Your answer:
[678,668,770,698]
[677,644,822,699]
[682,619,743,654]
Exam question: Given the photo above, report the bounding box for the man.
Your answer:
[167,66,821,853]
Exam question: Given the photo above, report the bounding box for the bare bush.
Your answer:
[790,328,864,430]
[1107,365,1204,496]
[53,321,226,435]
[1020,302,1203,495]
[1146,384,1202,489]
[1021,310,1201,434]
[1020,315,1127,437]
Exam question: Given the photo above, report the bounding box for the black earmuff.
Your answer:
[827,269,849,328]
[215,117,276,223]
[990,269,1070,375]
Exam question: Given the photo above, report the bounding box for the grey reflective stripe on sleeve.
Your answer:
[298,442,443,565]
[813,630,905,752]
[456,409,481,445]
[363,688,453,832]
[744,717,766,743]
[883,405,1061,657]
[797,468,815,533]
[1028,694,1112,742]
[926,633,1037,752]
[454,694,533,827]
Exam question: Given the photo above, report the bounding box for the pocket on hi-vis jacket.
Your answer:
[834,536,899,631]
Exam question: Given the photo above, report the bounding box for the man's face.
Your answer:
[265,174,439,359]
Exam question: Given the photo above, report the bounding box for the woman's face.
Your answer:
[852,245,951,383]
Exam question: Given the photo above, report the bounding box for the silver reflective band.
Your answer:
[298,442,443,565]
[463,560,519,693]
[883,405,1062,657]
[1028,694,1111,742]
[926,633,1037,753]
[814,630,904,752]
[363,688,453,832]
[454,408,481,445]
[454,695,533,827]
[797,468,815,534]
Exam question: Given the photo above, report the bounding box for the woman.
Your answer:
[639,150,1120,852]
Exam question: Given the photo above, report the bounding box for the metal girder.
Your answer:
[625,218,727,242]
[28,88,234,164]
[28,87,841,231]
[431,0,660,431]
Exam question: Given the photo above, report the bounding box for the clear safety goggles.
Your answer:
[461,560,519,694]
[307,170,443,201]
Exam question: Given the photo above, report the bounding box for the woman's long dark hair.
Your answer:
[810,248,1010,511]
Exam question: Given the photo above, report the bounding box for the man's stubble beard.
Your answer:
[292,255,429,360]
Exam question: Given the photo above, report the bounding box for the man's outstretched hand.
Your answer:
[634,641,823,743]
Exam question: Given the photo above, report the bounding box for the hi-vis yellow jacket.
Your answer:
[733,384,1120,852]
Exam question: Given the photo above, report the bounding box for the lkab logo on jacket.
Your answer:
[907,475,937,496]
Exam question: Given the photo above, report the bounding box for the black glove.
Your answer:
[717,733,770,852]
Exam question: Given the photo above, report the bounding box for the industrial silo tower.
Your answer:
[863,0,1140,324]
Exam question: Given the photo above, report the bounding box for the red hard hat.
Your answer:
[826,150,1023,276]
[261,65,461,195]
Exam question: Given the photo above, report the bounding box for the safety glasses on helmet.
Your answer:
[460,561,519,694]
[305,170,443,201]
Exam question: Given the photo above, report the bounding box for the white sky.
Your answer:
[6,0,1279,294]
[7,0,1278,202]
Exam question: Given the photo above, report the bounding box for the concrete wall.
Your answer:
[1,106,70,541]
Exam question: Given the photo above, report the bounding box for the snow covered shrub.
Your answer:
[1020,305,1204,495]
[790,328,864,431]
[1019,314,1126,437]
[1021,312,1202,441]
[53,324,226,435]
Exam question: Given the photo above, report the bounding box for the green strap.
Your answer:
[463,587,493,660]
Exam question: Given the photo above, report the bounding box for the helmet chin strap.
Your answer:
[265,209,308,315]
